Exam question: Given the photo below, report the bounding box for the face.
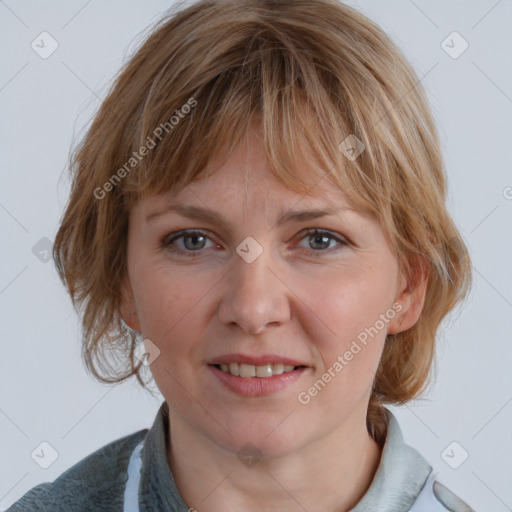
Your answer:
[121,128,424,458]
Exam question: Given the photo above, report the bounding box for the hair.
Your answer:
[53,0,472,443]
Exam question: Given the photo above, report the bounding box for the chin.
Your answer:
[207,416,305,459]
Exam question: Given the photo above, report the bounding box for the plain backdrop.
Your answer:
[1,1,511,510]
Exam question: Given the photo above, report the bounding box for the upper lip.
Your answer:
[208,354,309,367]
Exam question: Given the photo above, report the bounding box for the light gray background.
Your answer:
[1,1,511,510]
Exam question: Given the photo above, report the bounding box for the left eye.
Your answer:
[161,229,347,256]
[296,229,347,252]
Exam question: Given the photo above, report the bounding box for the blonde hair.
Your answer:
[53,0,472,442]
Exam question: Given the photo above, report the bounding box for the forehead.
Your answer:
[139,132,357,219]
[136,178,372,247]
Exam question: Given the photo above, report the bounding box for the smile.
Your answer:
[214,362,302,378]
[208,364,308,397]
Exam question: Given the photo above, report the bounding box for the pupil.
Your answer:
[311,233,329,249]
[185,234,204,250]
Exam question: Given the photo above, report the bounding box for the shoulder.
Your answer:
[410,476,476,512]
[5,428,148,512]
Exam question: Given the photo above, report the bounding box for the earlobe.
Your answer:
[388,258,429,335]
[119,277,141,331]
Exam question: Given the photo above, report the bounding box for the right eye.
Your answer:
[161,230,218,256]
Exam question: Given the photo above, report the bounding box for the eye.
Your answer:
[162,230,217,256]
[295,229,348,254]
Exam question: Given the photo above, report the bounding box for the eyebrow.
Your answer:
[145,204,348,233]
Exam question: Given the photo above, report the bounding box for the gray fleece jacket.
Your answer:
[6,401,476,511]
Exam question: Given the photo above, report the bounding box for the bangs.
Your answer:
[118,12,385,221]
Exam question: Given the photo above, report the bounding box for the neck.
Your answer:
[167,408,384,512]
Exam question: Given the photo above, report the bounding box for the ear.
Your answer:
[387,257,429,335]
[119,276,141,331]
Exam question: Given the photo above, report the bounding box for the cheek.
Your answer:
[297,274,390,417]
[296,264,395,387]
[133,265,207,343]
[133,269,209,396]
[304,267,395,341]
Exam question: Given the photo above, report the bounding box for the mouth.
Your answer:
[210,362,306,378]
[207,354,310,396]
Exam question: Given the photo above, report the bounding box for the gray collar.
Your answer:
[139,402,189,511]
[349,408,432,512]
[138,402,432,512]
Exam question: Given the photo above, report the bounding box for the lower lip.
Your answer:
[208,365,308,397]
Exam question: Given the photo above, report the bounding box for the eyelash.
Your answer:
[161,229,348,258]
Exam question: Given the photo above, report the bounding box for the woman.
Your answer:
[8,0,475,510]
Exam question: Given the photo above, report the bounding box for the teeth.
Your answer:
[239,364,256,378]
[272,363,285,375]
[216,362,299,378]
[256,364,272,377]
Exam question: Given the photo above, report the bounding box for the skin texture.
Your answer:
[120,127,428,511]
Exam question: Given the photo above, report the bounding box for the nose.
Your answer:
[217,245,291,335]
